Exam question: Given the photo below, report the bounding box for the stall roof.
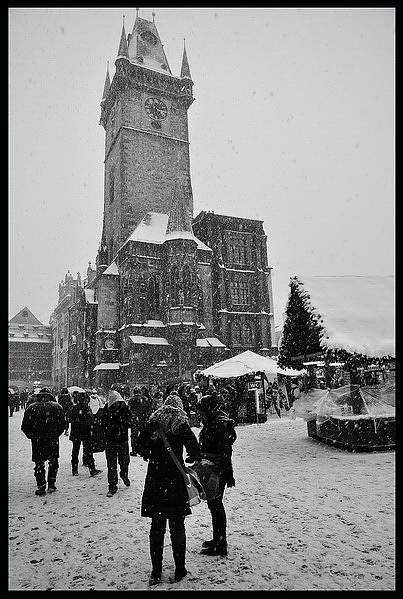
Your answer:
[200,350,304,379]
[290,275,395,358]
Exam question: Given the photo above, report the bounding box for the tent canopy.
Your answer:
[200,350,304,379]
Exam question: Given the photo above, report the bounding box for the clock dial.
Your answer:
[105,338,115,349]
[145,98,168,120]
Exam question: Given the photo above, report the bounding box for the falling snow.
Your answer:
[9,410,394,591]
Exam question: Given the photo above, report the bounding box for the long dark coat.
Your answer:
[198,410,237,486]
[101,400,132,445]
[58,393,74,421]
[21,400,66,463]
[128,393,154,432]
[69,402,94,442]
[136,420,201,518]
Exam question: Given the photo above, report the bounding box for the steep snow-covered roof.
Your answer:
[122,212,212,252]
[292,275,395,358]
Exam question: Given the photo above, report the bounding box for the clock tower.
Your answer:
[98,14,194,266]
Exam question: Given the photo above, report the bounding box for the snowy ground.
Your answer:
[9,409,395,591]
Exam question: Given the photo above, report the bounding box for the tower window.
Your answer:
[232,322,241,346]
[147,276,160,319]
[182,265,192,305]
[230,281,249,305]
[110,172,115,204]
[170,267,179,305]
[242,322,254,346]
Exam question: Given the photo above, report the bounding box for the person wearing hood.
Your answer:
[21,387,66,495]
[136,394,201,586]
[101,389,133,497]
[196,392,237,557]
[128,387,154,456]
[58,387,74,435]
[69,391,102,477]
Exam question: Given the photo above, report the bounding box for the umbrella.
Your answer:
[67,386,86,393]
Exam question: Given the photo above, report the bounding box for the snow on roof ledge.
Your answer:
[102,261,119,276]
[293,275,395,358]
[129,335,170,346]
[93,362,120,371]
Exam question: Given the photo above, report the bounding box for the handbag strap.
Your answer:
[158,425,189,486]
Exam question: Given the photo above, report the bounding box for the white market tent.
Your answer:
[200,350,304,379]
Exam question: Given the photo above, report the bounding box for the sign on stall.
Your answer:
[248,381,262,391]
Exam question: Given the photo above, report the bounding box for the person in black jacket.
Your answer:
[136,394,201,586]
[21,387,66,495]
[69,392,102,477]
[196,393,237,556]
[58,387,74,435]
[101,389,132,497]
[127,387,154,456]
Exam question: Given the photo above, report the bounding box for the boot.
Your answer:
[170,568,187,583]
[148,573,162,586]
[72,464,78,476]
[120,473,130,486]
[107,487,117,497]
[35,486,46,496]
[200,543,227,556]
[202,539,215,548]
[48,479,57,493]
[90,468,102,477]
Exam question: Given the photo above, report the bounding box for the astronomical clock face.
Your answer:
[144,97,168,120]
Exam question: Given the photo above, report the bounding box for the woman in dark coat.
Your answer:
[196,393,237,556]
[69,392,102,477]
[136,395,201,586]
[101,389,132,496]
[21,387,66,495]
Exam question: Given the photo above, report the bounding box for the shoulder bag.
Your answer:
[158,425,205,506]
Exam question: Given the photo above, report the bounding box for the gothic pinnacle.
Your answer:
[180,38,192,80]
[117,17,129,59]
[101,62,110,103]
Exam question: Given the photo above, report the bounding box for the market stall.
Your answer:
[198,350,304,423]
[278,275,395,451]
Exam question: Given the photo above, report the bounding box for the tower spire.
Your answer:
[117,16,129,59]
[180,38,192,80]
[101,62,111,103]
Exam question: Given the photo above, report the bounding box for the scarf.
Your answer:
[148,394,188,434]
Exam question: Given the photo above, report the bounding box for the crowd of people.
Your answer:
[18,381,237,586]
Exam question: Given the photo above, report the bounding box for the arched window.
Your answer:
[109,169,115,204]
[182,265,192,305]
[242,322,254,346]
[170,267,179,306]
[232,321,241,346]
[147,276,160,319]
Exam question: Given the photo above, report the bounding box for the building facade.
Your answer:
[51,13,277,393]
[8,307,52,390]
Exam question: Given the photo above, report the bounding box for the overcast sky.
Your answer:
[9,7,395,326]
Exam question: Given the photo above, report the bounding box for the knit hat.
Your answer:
[37,387,54,400]
[164,394,184,411]
[196,393,219,415]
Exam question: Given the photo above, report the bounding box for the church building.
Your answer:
[52,13,277,391]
